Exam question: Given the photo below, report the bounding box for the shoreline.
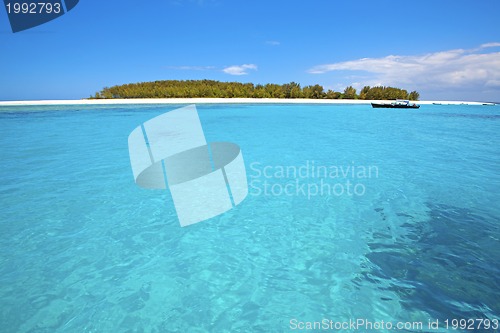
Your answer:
[0,98,495,106]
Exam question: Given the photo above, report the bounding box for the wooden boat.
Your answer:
[371,99,420,109]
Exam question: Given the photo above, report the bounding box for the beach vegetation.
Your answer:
[342,86,357,99]
[409,90,420,100]
[90,80,419,100]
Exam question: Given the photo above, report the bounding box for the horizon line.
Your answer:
[0,98,496,107]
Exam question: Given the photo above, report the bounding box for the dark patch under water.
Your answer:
[364,203,499,322]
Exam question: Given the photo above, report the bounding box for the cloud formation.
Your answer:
[266,41,281,46]
[308,43,500,98]
[479,42,500,49]
[222,64,257,75]
[166,64,258,76]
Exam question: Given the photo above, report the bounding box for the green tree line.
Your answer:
[90,80,419,100]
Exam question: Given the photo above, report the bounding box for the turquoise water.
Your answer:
[0,103,499,332]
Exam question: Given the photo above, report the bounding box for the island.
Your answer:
[90,80,420,101]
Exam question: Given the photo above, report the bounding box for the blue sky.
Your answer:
[1,0,499,101]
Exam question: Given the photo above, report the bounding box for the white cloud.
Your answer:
[165,64,259,76]
[307,43,500,100]
[266,41,280,46]
[480,42,500,49]
[222,64,257,75]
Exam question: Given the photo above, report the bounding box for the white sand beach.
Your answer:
[0,98,495,106]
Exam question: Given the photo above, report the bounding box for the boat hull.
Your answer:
[371,103,420,109]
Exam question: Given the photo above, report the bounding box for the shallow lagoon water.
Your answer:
[0,103,499,332]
